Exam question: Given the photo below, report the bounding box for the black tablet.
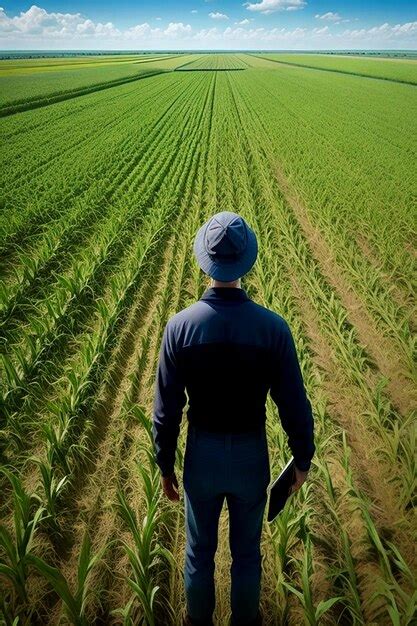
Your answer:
[266,457,296,523]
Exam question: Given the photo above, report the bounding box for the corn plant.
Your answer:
[368,578,417,626]
[27,531,107,626]
[0,468,45,615]
[283,535,344,625]
[114,463,175,626]
[332,528,365,624]
[29,453,68,532]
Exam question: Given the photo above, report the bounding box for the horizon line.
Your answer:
[1,48,416,52]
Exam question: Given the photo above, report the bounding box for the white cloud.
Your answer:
[164,21,192,36]
[155,17,162,21]
[191,10,198,14]
[0,6,416,50]
[0,5,119,39]
[315,12,341,21]
[125,21,192,40]
[341,20,417,40]
[391,21,417,34]
[244,0,306,14]
[312,26,329,34]
[209,12,229,20]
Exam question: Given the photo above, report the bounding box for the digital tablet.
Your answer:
[266,457,296,523]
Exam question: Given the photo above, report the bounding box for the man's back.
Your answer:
[168,286,280,431]
[154,285,315,473]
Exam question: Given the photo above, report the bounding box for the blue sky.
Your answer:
[0,1,416,49]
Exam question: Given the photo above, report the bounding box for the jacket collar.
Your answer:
[200,287,251,303]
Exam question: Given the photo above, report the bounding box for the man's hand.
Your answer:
[161,472,180,501]
[289,465,309,495]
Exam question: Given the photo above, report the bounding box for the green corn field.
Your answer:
[0,52,416,625]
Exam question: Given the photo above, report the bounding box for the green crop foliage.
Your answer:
[0,468,45,621]
[27,531,107,626]
[0,52,416,625]
[250,52,417,84]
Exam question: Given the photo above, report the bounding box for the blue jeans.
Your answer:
[182,422,270,625]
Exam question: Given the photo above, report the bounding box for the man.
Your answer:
[152,211,315,626]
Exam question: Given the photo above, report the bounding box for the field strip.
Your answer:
[0,55,177,75]
[0,73,199,274]
[174,57,204,70]
[1,75,203,319]
[1,74,209,463]
[219,74,410,620]
[21,75,216,623]
[249,71,415,197]
[1,72,174,143]
[131,54,185,65]
[275,165,416,418]
[0,57,141,72]
[248,73,416,301]
[226,72,415,415]
[0,76,185,257]
[355,232,417,328]
[1,74,180,190]
[0,76,192,276]
[0,69,168,117]
[2,73,181,191]
[248,54,417,87]
[238,67,416,201]
[225,70,416,580]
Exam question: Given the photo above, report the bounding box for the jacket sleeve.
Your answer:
[152,320,187,477]
[269,320,315,472]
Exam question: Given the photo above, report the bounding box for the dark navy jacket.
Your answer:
[152,287,315,477]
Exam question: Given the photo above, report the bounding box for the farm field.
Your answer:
[0,54,168,73]
[0,54,197,114]
[0,52,416,625]
[176,53,249,70]
[251,52,417,84]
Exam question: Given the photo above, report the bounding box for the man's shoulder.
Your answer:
[248,300,289,328]
[166,298,289,334]
[165,301,205,332]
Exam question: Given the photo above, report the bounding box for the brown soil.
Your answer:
[276,165,416,419]
[287,268,416,574]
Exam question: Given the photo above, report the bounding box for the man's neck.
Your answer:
[210,279,241,289]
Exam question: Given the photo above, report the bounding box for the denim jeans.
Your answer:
[182,422,270,625]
